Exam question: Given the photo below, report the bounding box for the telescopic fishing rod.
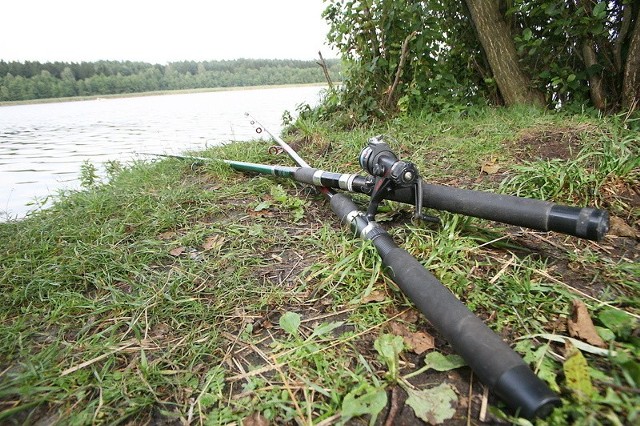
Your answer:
[147,143,610,242]
[241,113,562,419]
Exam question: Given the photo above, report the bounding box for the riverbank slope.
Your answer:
[1,107,638,424]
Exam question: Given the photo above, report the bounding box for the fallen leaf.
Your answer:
[158,231,177,240]
[406,331,435,354]
[404,383,458,425]
[362,290,386,303]
[609,216,636,238]
[169,246,185,257]
[563,342,595,401]
[480,157,500,174]
[481,163,500,174]
[567,299,606,348]
[202,235,225,251]
[242,412,269,426]
[150,323,170,339]
[247,209,273,217]
[389,321,435,354]
[399,309,420,324]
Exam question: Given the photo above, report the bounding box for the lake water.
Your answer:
[0,85,325,220]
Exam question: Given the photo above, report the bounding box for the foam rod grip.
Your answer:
[388,184,609,240]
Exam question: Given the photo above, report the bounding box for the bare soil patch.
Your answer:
[510,124,595,162]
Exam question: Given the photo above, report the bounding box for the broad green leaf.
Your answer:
[279,311,301,337]
[563,346,595,401]
[422,352,466,372]
[308,321,344,340]
[374,334,404,381]
[592,2,606,18]
[404,383,457,424]
[598,309,637,339]
[340,384,387,425]
[619,359,640,388]
[254,200,271,211]
[595,326,615,342]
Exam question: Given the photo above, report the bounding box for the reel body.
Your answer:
[359,136,435,223]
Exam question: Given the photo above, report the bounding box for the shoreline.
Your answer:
[0,82,331,107]
[1,83,328,222]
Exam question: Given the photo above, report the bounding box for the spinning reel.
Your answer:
[359,136,437,223]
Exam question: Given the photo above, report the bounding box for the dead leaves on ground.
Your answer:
[479,156,501,175]
[242,412,268,426]
[567,299,606,348]
[609,216,637,238]
[202,234,225,252]
[169,246,186,257]
[361,290,387,303]
[360,290,433,355]
[563,341,596,402]
[389,321,435,355]
[165,233,226,258]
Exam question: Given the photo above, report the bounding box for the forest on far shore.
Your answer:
[0,58,341,102]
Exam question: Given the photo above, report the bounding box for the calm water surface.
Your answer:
[0,85,325,220]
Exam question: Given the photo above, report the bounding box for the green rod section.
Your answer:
[223,159,297,178]
[141,153,297,178]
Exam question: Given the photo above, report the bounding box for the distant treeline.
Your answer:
[0,59,341,102]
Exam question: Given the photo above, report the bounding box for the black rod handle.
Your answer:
[292,168,609,240]
[376,238,560,418]
[388,184,609,241]
[328,193,561,418]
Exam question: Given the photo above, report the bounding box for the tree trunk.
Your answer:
[622,8,640,111]
[579,0,607,111]
[386,31,416,108]
[582,39,607,110]
[464,0,545,107]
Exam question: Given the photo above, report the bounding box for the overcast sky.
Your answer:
[1,0,336,64]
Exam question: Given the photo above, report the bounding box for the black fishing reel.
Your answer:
[359,136,438,223]
[359,136,419,186]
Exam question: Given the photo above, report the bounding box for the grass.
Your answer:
[0,106,638,425]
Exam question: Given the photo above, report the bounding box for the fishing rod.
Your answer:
[239,113,562,419]
[244,112,607,242]
[147,147,610,242]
